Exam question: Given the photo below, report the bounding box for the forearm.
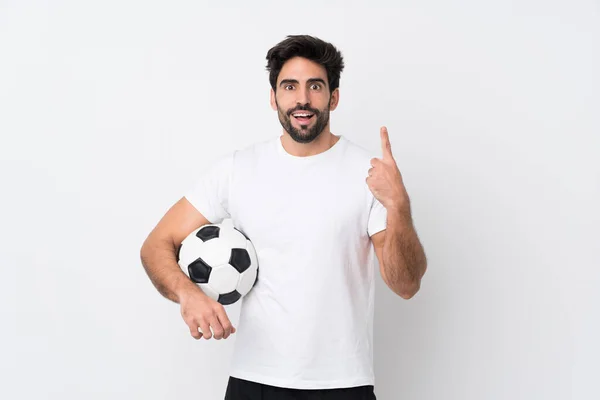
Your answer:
[140,236,200,303]
[382,205,427,298]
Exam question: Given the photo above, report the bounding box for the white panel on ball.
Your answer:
[198,238,233,266]
[218,225,248,250]
[237,264,257,296]
[247,241,258,267]
[199,283,219,301]
[209,264,241,294]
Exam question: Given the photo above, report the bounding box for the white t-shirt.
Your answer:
[185,134,387,390]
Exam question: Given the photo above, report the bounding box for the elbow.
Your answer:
[396,279,421,300]
[140,239,150,262]
[381,259,427,299]
[140,245,147,263]
[382,272,421,300]
[140,234,150,255]
[139,236,156,266]
[399,283,419,299]
[399,262,427,299]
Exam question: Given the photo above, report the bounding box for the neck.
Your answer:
[280,129,340,157]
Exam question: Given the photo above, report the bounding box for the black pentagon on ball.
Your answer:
[196,225,220,242]
[188,257,212,284]
[218,290,242,305]
[229,248,251,273]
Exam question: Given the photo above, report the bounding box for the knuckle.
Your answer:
[186,319,198,329]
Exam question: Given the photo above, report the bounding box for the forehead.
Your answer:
[277,57,328,84]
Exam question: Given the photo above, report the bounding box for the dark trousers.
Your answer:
[224,376,377,400]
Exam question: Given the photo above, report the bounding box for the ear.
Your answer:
[329,88,340,111]
[270,88,277,111]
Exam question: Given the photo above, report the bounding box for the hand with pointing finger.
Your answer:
[366,127,410,212]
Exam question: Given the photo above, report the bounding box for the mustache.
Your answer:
[287,105,320,117]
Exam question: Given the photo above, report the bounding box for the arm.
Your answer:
[372,203,427,299]
[367,126,428,299]
[140,196,236,340]
[140,197,208,303]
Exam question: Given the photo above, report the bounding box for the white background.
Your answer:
[1,1,598,399]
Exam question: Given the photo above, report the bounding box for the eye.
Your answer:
[310,83,322,90]
[284,84,295,90]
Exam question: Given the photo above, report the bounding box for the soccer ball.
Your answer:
[176,220,259,305]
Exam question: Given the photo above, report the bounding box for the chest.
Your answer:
[229,162,370,249]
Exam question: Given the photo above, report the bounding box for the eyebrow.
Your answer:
[279,78,327,87]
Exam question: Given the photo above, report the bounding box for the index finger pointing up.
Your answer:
[380,126,394,160]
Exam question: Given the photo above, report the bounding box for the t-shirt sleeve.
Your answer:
[184,152,235,224]
[367,195,388,237]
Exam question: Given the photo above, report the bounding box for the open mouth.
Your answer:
[291,112,315,124]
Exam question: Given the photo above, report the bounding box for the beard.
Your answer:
[276,100,330,144]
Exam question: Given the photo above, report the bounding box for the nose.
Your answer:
[295,87,310,106]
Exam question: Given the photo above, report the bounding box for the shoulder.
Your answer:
[340,136,379,168]
[205,137,277,169]
[231,136,278,162]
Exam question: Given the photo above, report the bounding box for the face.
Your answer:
[270,57,339,144]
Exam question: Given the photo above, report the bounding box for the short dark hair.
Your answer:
[265,35,345,94]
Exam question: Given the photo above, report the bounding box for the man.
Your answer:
[140,35,427,400]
